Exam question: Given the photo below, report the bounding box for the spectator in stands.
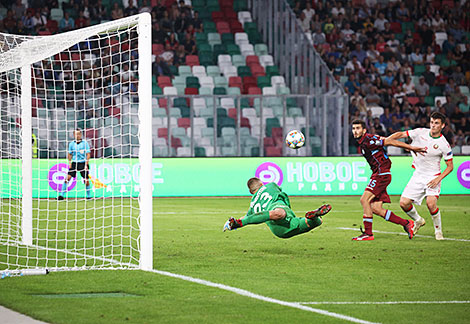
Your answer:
[459,96,469,114]
[444,78,456,96]
[22,9,34,33]
[340,22,354,43]
[153,55,171,77]
[190,11,202,31]
[372,117,386,136]
[435,67,448,86]
[451,66,465,86]
[11,0,25,22]
[152,22,166,44]
[443,94,456,116]
[124,0,139,17]
[366,87,381,107]
[396,2,410,22]
[312,28,326,46]
[91,0,108,22]
[350,43,367,64]
[160,10,172,33]
[383,70,395,87]
[299,12,310,33]
[111,2,124,20]
[403,76,415,96]
[422,64,435,86]
[180,32,196,55]
[361,76,373,95]
[450,87,466,106]
[374,12,388,32]
[440,52,457,73]
[331,1,345,18]
[346,55,362,75]
[387,56,401,73]
[138,0,152,14]
[32,10,47,33]
[59,11,75,32]
[415,77,430,97]
[75,10,89,29]
[409,47,424,65]
[302,2,315,22]
[374,55,387,75]
[165,32,179,51]
[345,74,361,95]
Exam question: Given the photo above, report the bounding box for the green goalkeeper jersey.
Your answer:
[246,182,293,218]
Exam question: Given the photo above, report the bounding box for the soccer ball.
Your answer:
[285,130,305,149]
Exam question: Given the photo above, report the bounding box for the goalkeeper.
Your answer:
[58,129,92,200]
[223,177,331,238]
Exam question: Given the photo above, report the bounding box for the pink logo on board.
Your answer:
[457,161,470,189]
[255,162,283,186]
[48,163,76,192]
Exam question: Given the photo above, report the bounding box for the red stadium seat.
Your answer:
[246,55,260,66]
[229,76,242,89]
[250,65,265,77]
[240,117,251,129]
[185,55,200,67]
[212,11,224,23]
[407,97,419,105]
[223,9,237,20]
[263,137,275,147]
[390,22,402,34]
[177,117,191,129]
[248,87,262,94]
[229,20,244,33]
[158,128,168,139]
[228,108,237,119]
[157,76,172,88]
[46,19,58,33]
[171,136,182,148]
[265,147,282,157]
[216,21,230,34]
[185,87,199,95]
[158,98,168,108]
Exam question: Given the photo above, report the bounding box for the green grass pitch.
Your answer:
[1,195,470,324]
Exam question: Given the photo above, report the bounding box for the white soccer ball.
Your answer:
[285,130,305,149]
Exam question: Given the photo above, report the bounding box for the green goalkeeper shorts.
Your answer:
[266,204,318,239]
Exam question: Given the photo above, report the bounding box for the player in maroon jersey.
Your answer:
[351,120,427,241]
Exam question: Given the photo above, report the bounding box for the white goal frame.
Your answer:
[0,13,153,271]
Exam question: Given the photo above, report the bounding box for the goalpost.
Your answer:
[0,13,153,272]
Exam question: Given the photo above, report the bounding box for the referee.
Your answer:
[58,129,92,200]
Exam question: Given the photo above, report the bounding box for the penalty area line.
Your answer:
[336,227,470,242]
[149,269,378,324]
[298,301,470,305]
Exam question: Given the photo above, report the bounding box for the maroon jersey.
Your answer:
[357,133,391,175]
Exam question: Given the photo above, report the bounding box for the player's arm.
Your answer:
[67,153,72,167]
[385,130,408,141]
[428,159,453,188]
[383,138,426,153]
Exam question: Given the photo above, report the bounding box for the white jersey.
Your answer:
[406,128,453,176]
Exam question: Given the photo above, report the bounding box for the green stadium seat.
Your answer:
[254,44,268,56]
[199,52,214,66]
[257,76,271,88]
[227,44,241,55]
[203,21,217,33]
[195,147,206,157]
[213,87,227,95]
[178,65,192,77]
[266,65,280,77]
[206,65,221,77]
[414,65,425,76]
[232,54,245,67]
[221,33,235,44]
[195,32,208,44]
[237,65,252,77]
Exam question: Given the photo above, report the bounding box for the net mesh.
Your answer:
[0,15,149,270]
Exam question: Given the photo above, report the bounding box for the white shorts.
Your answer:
[401,172,441,205]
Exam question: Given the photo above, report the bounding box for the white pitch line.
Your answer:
[337,227,470,242]
[298,301,470,305]
[149,269,378,324]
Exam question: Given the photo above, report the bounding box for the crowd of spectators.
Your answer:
[293,0,470,148]
[0,0,199,87]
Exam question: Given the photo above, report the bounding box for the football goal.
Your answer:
[0,13,153,272]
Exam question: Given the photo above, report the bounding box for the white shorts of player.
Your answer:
[402,172,441,205]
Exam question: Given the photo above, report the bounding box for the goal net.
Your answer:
[0,14,153,272]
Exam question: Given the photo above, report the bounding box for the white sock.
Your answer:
[431,209,442,233]
[405,205,421,221]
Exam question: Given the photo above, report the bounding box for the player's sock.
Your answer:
[404,205,421,221]
[384,210,408,226]
[306,216,322,228]
[241,211,270,226]
[60,182,68,197]
[431,208,441,232]
[86,184,91,198]
[363,215,373,235]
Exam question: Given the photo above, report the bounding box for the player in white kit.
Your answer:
[386,112,454,240]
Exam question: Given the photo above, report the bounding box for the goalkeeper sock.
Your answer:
[60,182,68,196]
[431,208,441,232]
[306,216,322,229]
[86,184,91,198]
[404,204,421,221]
[241,211,270,226]
[384,210,408,226]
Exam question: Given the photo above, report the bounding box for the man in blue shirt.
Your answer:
[58,129,92,200]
